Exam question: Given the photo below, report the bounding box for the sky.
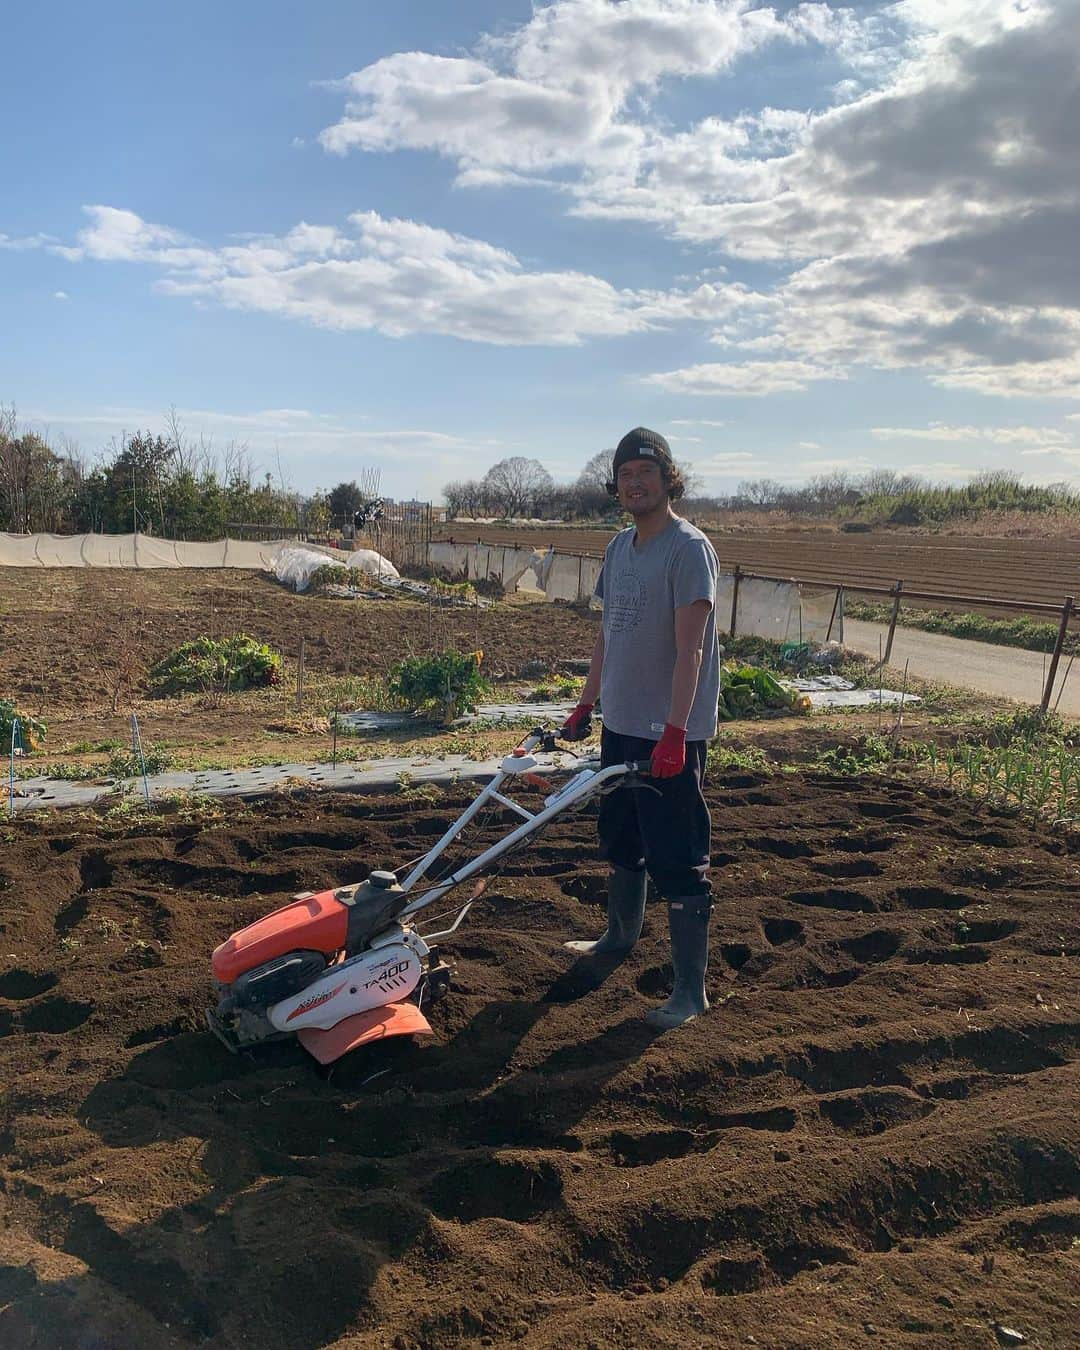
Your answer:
[3,0,1080,502]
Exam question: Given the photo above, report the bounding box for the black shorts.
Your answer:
[597,726,712,898]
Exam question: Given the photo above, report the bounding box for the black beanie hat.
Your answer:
[612,426,673,476]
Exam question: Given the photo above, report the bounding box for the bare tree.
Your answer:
[736,478,785,509]
[577,449,614,492]
[677,458,703,497]
[482,457,554,517]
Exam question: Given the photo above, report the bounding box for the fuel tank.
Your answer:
[211,871,407,985]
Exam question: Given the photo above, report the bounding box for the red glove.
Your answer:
[560,702,594,741]
[650,723,687,778]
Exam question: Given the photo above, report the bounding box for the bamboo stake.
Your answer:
[1041,595,1074,715]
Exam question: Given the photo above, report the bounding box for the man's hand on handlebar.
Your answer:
[559,702,594,742]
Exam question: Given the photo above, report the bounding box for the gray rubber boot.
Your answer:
[563,866,647,956]
[644,897,711,1029]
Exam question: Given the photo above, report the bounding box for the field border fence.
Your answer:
[442,533,1079,714]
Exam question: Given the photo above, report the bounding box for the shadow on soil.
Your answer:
[38,956,658,1347]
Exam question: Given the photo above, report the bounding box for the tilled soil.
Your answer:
[433,524,1080,610]
[0,568,597,712]
[0,772,1077,1348]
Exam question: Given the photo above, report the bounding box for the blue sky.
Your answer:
[3,0,1080,501]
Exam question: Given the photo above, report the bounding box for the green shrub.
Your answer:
[706,741,772,774]
[426,576,477,603]
[844,600,1069,655]
[148,634,281,695]
[106,746,173,777]
[813,734,894,775]
[387,649,490,725]
[0,699,46,751]
[717,664,803,720]
[309,564,374,592]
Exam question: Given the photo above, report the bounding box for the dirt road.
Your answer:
[844,618,1080,716]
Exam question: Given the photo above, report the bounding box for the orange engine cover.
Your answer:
[212,889,348,985]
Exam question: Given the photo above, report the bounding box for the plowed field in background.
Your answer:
[1,773,1077,1347]
[436,525,1080,610]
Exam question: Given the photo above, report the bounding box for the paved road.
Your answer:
[844,618,1080,717]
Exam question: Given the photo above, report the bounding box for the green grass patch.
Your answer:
[706,740,772,775]
[64,739,125,755]
[526,676,584,702]
[105,746,173,777]
[846,599,1072,655]
[308,563,380,593]
[323,674,409,718]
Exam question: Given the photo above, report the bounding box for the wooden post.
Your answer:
[1041,595,1074,715]
[883,579,904,667]
[729,565,741,639]
[296,637,305,713]
[825,585,841,643]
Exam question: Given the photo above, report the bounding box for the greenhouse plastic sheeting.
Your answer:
[422,541,838,633]
[540,552,587,602]
[715,576,838,645]
[428,542,472,575]
[495,546,547,589]
[428,542,548,592]
[0,532,347,569]
[798,586,843,644]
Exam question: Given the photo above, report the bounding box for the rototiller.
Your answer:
[208,730,649,1066]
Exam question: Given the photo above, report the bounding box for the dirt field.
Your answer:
[1,770,1077,1348]
[0,568,598,710]
[0,569,601,771]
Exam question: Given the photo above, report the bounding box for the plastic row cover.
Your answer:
[0,532,309,569]
[272,547,398,592]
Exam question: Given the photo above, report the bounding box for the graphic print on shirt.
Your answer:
[606,566,647,633]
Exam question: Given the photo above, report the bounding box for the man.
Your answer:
[560,427,720,1030]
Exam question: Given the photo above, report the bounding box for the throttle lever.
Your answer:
[624,758,662,797]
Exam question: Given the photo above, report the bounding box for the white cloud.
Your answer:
[52,205,219,273]
[48,204,707,347]
[647,358,847,396]
[314,1,1080,399]
[15,2,1080,402]
[800,454,875,472]
[671,417,728,427]
[26,403,480,453]
[52,290,69,301]
[870,424,1075,446]
[694,449,757,474]
[317,2,849,177]
[0,232,55,251]
[798,440,821,449]
[900,461,986,480]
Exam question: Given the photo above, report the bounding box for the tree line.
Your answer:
[6,402,1077,537]
[443,449,707,520]
[732,469,1080,526]
[0,406,380,539]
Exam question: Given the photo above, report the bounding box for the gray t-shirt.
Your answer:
[595,517,720,742]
